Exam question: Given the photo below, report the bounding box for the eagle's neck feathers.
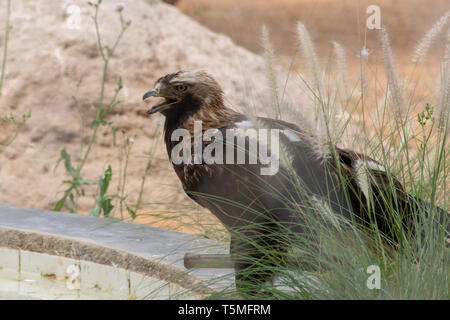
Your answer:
[163,92,240,142]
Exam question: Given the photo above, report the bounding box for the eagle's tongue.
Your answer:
[147,97,168,115]
[147,102,166,115]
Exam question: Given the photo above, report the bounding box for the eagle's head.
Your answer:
[142,70,225,118]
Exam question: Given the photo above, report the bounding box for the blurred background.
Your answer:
[177,0,448,71]
[0,0,448,235]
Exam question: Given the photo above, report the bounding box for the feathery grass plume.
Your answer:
[412,10,450,63]
[438,73,450,133]
[332,41,350,99]
[436,28,450,132]
[296,21,331,155]
[445,28,450,62]
[380,27,405,122]
[261,25,281,119]
[296,21,320,89]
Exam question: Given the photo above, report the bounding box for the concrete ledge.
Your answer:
[0,205,232,299]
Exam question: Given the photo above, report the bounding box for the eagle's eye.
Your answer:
[174,84,187,92]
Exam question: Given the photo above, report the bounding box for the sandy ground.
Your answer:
[0,0,448,234]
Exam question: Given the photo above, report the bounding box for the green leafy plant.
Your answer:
[54,0,130,212]
[90,165,115,217]
[0,112,31,146]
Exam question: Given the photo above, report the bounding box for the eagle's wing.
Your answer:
[241,117,447,244]
[177,115,446,245]
[180,115,354,234]
[175,114,447,293]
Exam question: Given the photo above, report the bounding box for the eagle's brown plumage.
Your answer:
[143,70,448,296]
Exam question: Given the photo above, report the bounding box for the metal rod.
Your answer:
[184,253,234,269]
[184,252,317,271]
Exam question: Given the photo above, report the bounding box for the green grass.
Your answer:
[171,19,449,300]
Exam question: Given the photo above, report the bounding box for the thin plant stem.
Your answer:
[54,1,129,212]
[0,0,11,96]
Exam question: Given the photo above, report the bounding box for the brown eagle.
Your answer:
[142,70,448,296]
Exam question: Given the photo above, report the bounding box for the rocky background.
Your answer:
[0,0,447,233]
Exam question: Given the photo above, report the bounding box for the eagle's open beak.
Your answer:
[143,88,180,115]
[142,88,165,115]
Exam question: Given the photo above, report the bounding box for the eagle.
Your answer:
[142,70,448,296]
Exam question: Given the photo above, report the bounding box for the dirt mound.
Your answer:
[0,0,305,216]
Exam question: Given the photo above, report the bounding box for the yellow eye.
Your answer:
[174,84,187,92]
